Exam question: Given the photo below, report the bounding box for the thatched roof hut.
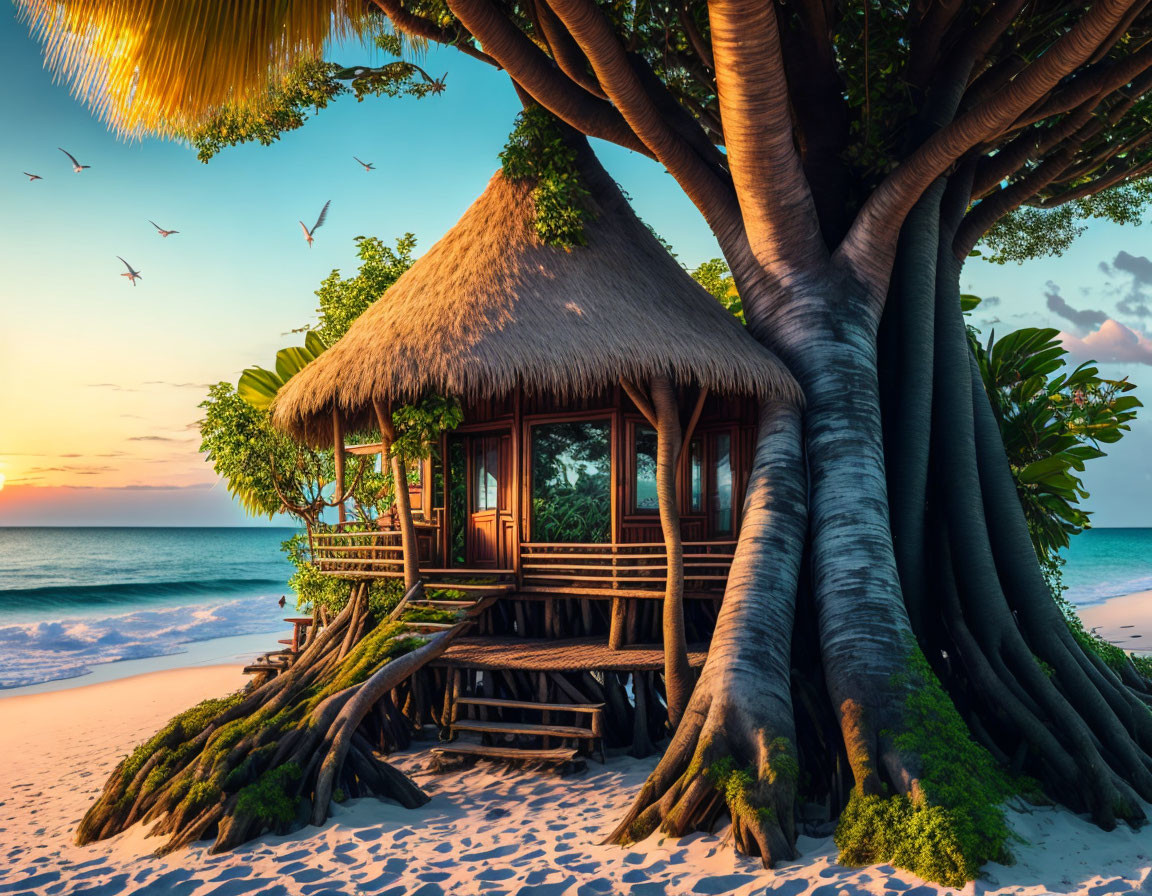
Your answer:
[272,159,800,446]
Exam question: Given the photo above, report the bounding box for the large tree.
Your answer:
[21,0,1152,883]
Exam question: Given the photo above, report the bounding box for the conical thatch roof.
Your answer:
[272,159,800,446]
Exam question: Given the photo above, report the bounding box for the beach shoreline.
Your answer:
[2,593,1151,895]
[1078,589,1152,654]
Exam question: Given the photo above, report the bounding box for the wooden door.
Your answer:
[467,434,506,568]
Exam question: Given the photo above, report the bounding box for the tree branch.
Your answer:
[839,0,1140,295]
[444,0,652,156]
[540,0,744,238]
[707,0,827,272]
[369,0,497,67]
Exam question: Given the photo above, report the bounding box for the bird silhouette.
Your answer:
[299,200,331,248]
[23,172,42,181]
[354,156,375,172]
[117,256,142,286]
[149,220,179,237]
[59,148,90,172]
[278,595,287,608]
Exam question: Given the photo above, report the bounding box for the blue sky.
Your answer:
[0,8,1149,527]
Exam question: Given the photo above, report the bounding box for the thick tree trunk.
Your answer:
[609,399,807,865]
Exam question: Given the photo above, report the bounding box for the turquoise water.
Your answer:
[1061,527,1152,605]
[0,527,297,688]
[0,525,1146,689]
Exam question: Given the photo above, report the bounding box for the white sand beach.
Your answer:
[2,604,1152,896]
[1081,589,1152,654]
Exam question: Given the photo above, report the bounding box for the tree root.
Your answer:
[76,585,473,854]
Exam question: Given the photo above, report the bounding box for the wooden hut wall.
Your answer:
[439,388,757,556]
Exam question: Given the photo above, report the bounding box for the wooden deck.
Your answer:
[432,636,709,671]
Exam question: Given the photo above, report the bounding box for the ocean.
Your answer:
[0,527,296,689]
[0,526,1148,691]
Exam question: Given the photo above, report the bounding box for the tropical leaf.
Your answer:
[238,333,328,411]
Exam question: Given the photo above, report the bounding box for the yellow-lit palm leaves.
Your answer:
[16,0,361,136]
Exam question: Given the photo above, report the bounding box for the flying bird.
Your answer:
[278,595,287,608]
[149,220,179,238]
[59,148,90,172]
[117,256,142,286]
[299,200,331,248]
[353,156,375,172]
[23,172,42,181]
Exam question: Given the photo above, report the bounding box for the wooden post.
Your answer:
[374,399,421,591]
[511,384,524,589]
[333,407,346,525]
[651,374,691,730]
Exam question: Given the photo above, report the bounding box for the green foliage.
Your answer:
[313,235,418,345]
[235,763,302,825]
[970,314,1141,557]
[500,106,590,248]
[691,258,744,322]
[121,693,245,784]
[981,181,1152,265]
[238,331,329,411]
[199,383,305,517]
[836,647,1014,886]
[391,396,464,466]
[186,33,443,163]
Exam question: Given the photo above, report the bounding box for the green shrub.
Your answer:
[835,645,1014,886]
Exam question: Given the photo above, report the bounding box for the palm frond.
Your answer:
[16,0,364,135]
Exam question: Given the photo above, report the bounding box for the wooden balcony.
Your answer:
[309,530,735,595]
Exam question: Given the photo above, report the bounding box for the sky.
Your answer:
[0,10,1150,527]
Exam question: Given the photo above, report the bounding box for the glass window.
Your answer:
[473,439,499,511]
[689,439,703,513]
[531,421,611,542]
[711,432,733,535]
[633,425,659,513]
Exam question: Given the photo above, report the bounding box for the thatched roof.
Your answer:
[272,158,801,446]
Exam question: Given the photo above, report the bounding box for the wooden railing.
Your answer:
[311,530,737,592]
[310,529,407,577]
[520,542,736,592]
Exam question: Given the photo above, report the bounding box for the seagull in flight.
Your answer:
[149,220,179,238]
[353,156,375,172]
[59,148,90,172]
[23,172,42,181]
[299,200,331,248]
[117,256,142,286]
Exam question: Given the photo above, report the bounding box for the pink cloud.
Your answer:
[1058,319,1152,366]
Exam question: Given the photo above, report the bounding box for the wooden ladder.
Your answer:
[432,695,606,766]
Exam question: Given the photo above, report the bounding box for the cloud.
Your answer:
[980,295,1002,307]
[1099,251,1152,319]
[1045,282,1108,333]
[127,435,179,442]
[142,381,214,389]
[86,383,138,392]
[1059,319,1152,366]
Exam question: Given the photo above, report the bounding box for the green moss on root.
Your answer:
[835,646,1014,887]
[401,607,461,624]
[235,763,302,825]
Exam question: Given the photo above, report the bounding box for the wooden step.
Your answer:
[456,697,604,714]
[406,621,458,632]
[243,662,286,674]
[431,743,578,762]
[408,599,475,609]
[453,719,597,739]
[423,582,515,593]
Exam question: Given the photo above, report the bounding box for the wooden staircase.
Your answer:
[432,695,605,767]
